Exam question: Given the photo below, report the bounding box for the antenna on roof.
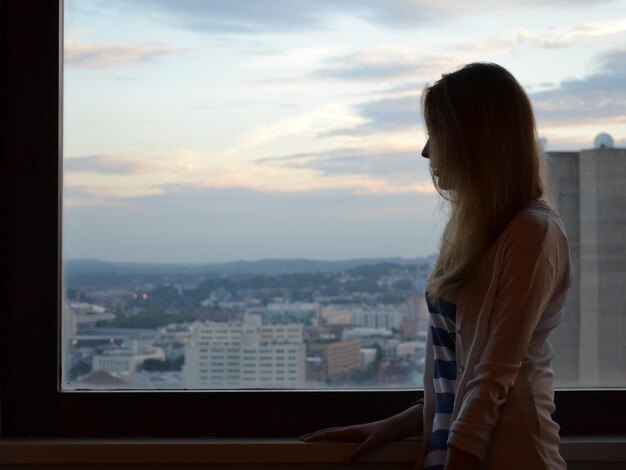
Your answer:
[594,133,614,149]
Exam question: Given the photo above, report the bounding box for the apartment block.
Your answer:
[182,315,305,388]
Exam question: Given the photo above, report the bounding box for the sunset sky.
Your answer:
[63,0,626,263]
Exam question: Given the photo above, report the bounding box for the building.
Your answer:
[62,302,118,386]
[64,302,117,336]
[320,306,352,326]
[402,292,430,339]
[154,323,193,360]
[308,338,362,382]
[135,370,184,389]
[396,340,425,359]
[547,146,626,386]
[361,348,378,368]
[262,302,320,326]
[182,315,305,388]
[351,307,403,330]
[91,340,166,377]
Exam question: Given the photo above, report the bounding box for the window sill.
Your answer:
[0,438,419,465]
[1,437,626,465]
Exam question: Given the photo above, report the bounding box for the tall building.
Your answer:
[547,146,626,386]
[182,315,305,388]
[403,292,430,339]
[546,151,581,385]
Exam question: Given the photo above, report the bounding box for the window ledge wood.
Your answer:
[0,436,624,465]
[0,438,419,464]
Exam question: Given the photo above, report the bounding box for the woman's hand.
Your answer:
[300,420,394,463]
[300,403,422,463]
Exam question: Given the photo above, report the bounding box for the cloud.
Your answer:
[320,46,626,139]
[64,151,209,178]
[355,96,423,131]
[63,152,210,204]
[313,47,451,83]
[100,0,619,35]
[517,18,626,49]
[65,41,184,68]
[531,47,626,126]
[64,155,150,175]
[64,184,114,207]
[257,147,432,191]
[103,0,441,34]
[63,144,432,202]
[63,181,166,208]
[223,104,364,154]
[320,45,626,135]
[323,94,423,136]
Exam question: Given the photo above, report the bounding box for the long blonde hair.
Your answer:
[423,63,545,302]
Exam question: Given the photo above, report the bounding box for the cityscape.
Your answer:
[63,257,435,390]
[63,145,626,391]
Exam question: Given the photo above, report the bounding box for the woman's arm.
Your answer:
[300,402,423,462]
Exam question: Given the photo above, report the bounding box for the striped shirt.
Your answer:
[423,293,457,470]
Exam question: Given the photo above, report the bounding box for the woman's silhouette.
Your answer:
[301,63,571,470]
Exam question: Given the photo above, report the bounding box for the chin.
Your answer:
[436,177,453,191]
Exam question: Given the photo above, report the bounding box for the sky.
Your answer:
[63,0,626,263]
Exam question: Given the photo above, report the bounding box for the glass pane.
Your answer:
[62,0,626,390]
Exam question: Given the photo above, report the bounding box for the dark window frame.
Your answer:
[1,1,624,439]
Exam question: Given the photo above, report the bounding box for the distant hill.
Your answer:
[65,256,434,277]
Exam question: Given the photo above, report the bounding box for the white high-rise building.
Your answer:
[182,315,305,389]
[351,308,403,330]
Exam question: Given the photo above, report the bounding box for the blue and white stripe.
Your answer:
[424,293,458,470]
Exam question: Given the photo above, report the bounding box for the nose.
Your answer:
[421,139,430,159]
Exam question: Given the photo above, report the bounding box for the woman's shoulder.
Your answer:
[509,199,563,232]
[465,199,569,287]
[499,199,568,251]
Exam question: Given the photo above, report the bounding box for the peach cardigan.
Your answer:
[418,199,571,469]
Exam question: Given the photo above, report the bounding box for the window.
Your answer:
[61,0,428,394]
[1,1,624,439]
[57,0,626,389]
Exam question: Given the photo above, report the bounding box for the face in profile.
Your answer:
[421,63,541,198]
[422,137,451,189]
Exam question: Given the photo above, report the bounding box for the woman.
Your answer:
[300,63,571,470]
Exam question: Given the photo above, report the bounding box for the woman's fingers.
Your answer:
[299,427,340,441]
[300,426,362,442]
[300,425,384,463]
